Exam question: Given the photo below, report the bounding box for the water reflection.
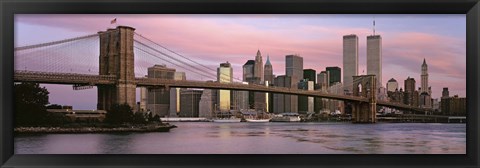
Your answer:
[15,123,466,154]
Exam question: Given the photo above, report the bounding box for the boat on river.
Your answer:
[212,109,242,123]
[270,113,301,122]
[241,109,271,123]
[212,117,242,123]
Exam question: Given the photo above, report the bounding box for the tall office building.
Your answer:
[442,87,450,98]
[253,50,266,111]
[298,79,314,113]
[404,77,418,107]
[421,58,429,94]
[147,65,175,117]
[198,88,217,118]
[169,72,186,117]
[343,34,359,93]
[232,82,249,110]
[367,35,382,88]
[179,89,203,117]
[264,56,274,85]
[404,77,416,94]
[286,55,303,113]
[243,60,257,82]
[326,67,341,86]
[315,71,330,113]
[317,71,330,91]
[273,75,291,114]
[217,62,233,111]
[386,78,398,92]
[303,69,316,84]
[300,69,316,113]
[139,86,148,112]
[254,50,264,82]
[262,55,274,112]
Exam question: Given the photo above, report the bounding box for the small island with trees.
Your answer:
[14,82,176,134]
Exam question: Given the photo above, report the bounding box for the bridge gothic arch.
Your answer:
[351,75,377,123]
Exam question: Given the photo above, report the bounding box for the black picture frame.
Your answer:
[1,0,479,168]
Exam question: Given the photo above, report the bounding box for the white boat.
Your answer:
[241,109,271,123]
[245,119,270,123]
[270,113,301,122]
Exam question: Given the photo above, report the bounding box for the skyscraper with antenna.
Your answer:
[367,17,382,89]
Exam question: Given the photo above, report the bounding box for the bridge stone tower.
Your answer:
[351,75,377,123]
[97,26,136,111]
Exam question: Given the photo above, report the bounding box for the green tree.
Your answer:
[132,112,148,124]
[104,103,134,125]
[14,82,50,126]
[46,104,63,109]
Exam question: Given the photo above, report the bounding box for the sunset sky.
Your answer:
[15,14,466,110]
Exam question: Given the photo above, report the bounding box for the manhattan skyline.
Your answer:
[15,14,466,109]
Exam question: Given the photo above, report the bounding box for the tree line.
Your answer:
[15,82,161,127]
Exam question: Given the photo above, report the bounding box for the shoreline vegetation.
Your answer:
[14,82,177,134]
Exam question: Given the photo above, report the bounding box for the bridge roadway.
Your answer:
[13,71,432,112]
[14,71,367,102]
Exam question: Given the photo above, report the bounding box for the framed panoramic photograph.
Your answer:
[1,0,479,168]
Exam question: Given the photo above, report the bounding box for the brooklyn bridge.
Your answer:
[13,26,432,123]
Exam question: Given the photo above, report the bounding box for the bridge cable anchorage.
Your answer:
[133,33,242,82]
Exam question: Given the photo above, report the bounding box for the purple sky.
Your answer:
[14,14,466,110]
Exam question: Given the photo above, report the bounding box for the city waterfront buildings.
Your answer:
[217,62,233,112]
[421,58,430,95]
[139,86,147,112]
[254,50,264,82]
[286,54,303,113]
[147,64,175,117]
[169,72,186,117]
[298,79,314,113]
[326,66,341,87]
[179,89,203,117]
[198,88,217,118]
[232,82,249,110]
[404,77,419,107]
[442,87,450,98]
[386,78,398,92]
[243,60,257,83]
[441,95,466,116]
[300,69,316,113]
[315,71,330,112]
[264,56,274,85]
[273,75,291,113]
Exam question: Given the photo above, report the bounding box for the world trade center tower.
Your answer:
[343,34,359,94]
[367,34,382,89]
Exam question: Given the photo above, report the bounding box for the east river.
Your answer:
[15,122,466,154]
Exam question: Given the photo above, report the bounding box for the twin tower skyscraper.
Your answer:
[343,34,382,93]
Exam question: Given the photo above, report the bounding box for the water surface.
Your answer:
[15,122,466,154]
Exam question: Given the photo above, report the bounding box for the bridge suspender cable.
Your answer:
[134,32,243,82]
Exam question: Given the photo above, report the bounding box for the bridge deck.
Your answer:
[13,71,433,112]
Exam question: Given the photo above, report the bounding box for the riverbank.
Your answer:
[14,123,177,134]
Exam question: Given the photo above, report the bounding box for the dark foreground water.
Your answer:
[15,122,465,154]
